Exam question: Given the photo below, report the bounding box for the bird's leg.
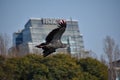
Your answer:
[43,48,56,57]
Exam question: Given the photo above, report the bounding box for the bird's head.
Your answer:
[57,20,66,28]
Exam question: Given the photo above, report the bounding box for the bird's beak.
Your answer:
[35,45,43,48]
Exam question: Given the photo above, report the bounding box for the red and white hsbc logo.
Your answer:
[42,18,64,25]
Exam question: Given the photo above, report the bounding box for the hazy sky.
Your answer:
[0,0,120,57]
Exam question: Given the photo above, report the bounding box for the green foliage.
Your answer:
[77,57,108,80]
[0,54,108,80]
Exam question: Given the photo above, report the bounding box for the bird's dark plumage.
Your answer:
[35,20,67,57]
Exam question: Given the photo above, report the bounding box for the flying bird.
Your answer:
[35,20,67,57]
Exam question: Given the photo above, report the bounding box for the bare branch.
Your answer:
[103,36,120,80]
[0,33,10,57]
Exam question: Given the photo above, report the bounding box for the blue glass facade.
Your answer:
[13,31,23,46]
[13,18,84,56]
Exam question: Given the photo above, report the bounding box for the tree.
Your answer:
[103,36,120,80]
[77,57,108,80]
[0,33,10,57]
[100,54,108,66]
[0,54,108,80]
[8,46,19,57]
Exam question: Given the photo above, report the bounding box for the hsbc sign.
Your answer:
[42,18,63,25]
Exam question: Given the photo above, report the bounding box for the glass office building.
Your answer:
[13,18,84,56]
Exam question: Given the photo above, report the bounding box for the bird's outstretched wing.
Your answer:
[45,20,66,43]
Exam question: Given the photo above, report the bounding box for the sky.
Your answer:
[0,0,120,58]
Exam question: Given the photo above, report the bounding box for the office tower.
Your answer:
[12,18,84,56]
